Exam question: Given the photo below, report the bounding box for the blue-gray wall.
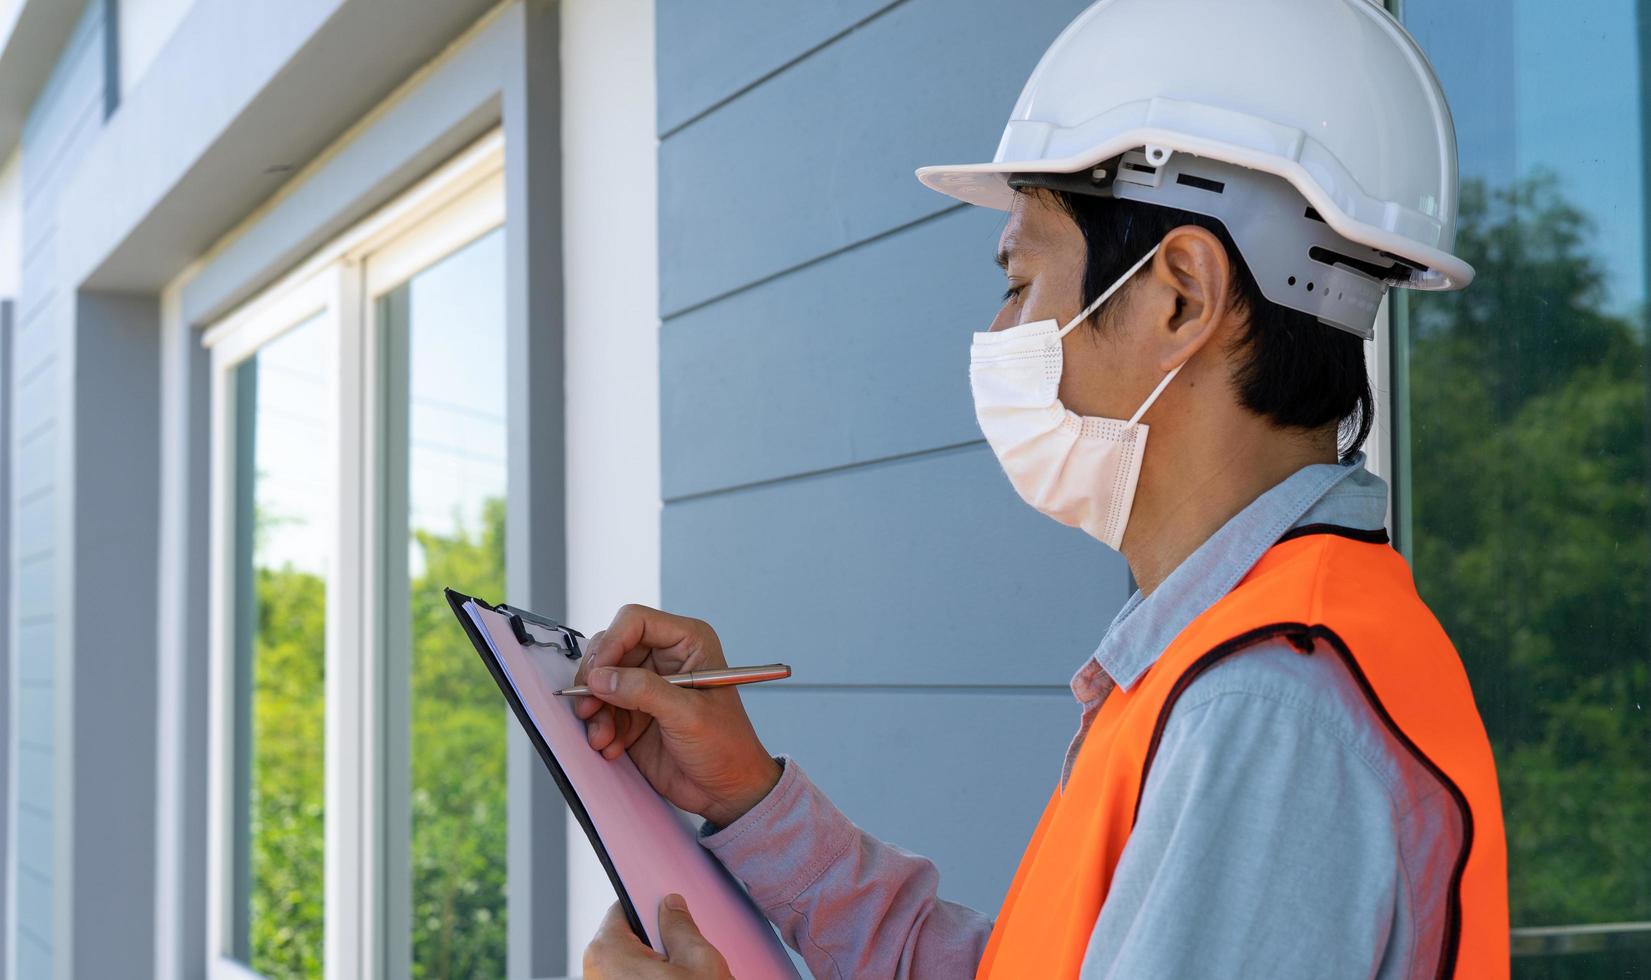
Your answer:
[13,3,108,975]
[656,0,1130,918]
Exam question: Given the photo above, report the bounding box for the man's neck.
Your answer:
[1122,428,1337,596]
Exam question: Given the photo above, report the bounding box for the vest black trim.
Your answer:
[1131,620,1472,980]
[1276,522,1391,546]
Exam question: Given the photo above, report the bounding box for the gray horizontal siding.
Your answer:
[661,204,992,499]
[15,622,51,684]
[15,746,52,831]
[12,1,109,974]
[663,444,1127,688]
[658,0,1086,316]
[17,932,49,980]
[12,373,54,442]
[17,677,51,748]
[16,864,51,927]
[16,493,52,558]
[657,0,1116,949]
[18,244,54,314]
[740,687,1075,911]
[18,5,104,174]
[16,807,51,873]
[12,730,54,933]
[15,555,51,622]
[14,430,52,501]
[655,0,899,135]
[12,317,56,383]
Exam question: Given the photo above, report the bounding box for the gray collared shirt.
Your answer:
[701,454,1460,978]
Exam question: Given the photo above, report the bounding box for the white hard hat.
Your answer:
[915,0,1471,339]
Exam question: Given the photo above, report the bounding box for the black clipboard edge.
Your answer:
[443,587,649,946]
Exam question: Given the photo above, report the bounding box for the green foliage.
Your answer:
[249,564,326,978]
[246,497,508,978]
[1406,173,1651,926]
[408,496,509,978]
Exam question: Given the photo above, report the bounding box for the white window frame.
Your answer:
[202,130,505,980]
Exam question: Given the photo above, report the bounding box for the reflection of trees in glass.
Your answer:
[1407,173,1650,926]
[249,561,325,978]
[409,496,508,977]
[246,498,507,977]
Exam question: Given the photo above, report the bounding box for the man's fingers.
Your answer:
[591,900,635,942]
[588,604,705,670]
[585,706,613,752]
[573,634,608,720]
[612,702,654,749]
[583,901,667,980]
[573,631,606,685]
[658,895,731,975]
[584,665,698,729]
[657,894,704,959]
[573,692,604,720]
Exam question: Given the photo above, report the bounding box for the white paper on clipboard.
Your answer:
[461,599,800,979]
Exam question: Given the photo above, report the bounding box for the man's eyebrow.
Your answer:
[995,235,1038,271]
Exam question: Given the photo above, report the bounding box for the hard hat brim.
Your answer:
[915,150,1476,292]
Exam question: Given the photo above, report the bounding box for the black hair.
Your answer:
[1032,188,1374,461]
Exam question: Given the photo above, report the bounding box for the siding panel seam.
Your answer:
[23,96,105,204]
[665,436,984,504]
[659,0,913,141]
[661,201,967,321]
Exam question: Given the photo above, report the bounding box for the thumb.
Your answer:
[658,894,727,972]
[586,666,697,727]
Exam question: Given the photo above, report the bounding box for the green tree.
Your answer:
[245,496,509,978]
[1406,173,1651,926]
[249,563,326,978]
[407,496,509,977]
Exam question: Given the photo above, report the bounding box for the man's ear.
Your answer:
[1148,225,1233,372]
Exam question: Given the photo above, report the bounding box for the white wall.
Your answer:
[558,0,660,968]
[117,0,195,100]
[0,148,18,298]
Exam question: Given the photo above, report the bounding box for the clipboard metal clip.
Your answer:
[497,603,585,660]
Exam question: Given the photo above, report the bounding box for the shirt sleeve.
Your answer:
[699,755,993,979]
[1080,648,1404,979]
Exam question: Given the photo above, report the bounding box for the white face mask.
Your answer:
[969,243,1182,550]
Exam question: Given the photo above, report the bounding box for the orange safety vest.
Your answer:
[977,526,1509,979]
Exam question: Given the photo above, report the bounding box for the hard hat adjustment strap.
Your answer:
[1007,157,1123,200]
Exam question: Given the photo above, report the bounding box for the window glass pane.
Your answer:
[384,226,509,977]
[1396,0,1650,967]
[233,313,331,977]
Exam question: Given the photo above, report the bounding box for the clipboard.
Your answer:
[444,589,801,978]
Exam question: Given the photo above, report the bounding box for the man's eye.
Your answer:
[1001,283,1026,303]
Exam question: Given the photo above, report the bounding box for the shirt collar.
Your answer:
[1091,451,1388,691]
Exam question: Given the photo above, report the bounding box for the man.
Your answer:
[579,0,1509,976]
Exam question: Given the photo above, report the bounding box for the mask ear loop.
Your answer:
[1050,240,1181,428]
[1057,242,1162,339]
[1126,360,1185,428]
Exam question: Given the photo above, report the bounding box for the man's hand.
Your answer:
[573,604,781,827]
[583,896,734,980]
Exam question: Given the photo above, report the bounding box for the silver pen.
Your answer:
[553,662,792,697]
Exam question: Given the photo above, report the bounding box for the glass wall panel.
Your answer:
[1395,1,1650,972]
[232,313,332,978]
[381,226,509,977]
